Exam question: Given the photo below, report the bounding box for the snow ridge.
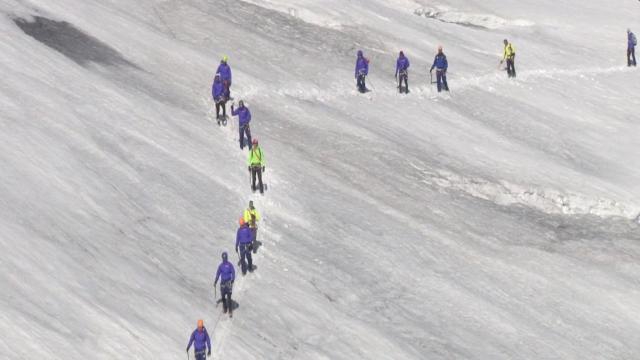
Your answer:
[410,162,639,219]
[414,6,534,30]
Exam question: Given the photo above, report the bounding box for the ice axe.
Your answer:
[429,70,437,84]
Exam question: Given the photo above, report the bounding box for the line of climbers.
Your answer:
[186,56,270,360]
[187,29,640,358]
[211,56,266,194]
[356,44,457,94]
[214,200,262,316]
[186,201,262,360]
[355,30,637,94]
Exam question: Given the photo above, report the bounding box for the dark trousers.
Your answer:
[506,56,516,77]
[194,350,207,360]
[250,227,258,252]
[239,124,252,150]
[398,72,408,92]
[436,70,449,92]
[215,100,226,119]
[628,47,637,66]
[239,243,253,273]
[250,165,264,193]
[223,80,231,98]
[220,280,233,312]
[357,74,366,92]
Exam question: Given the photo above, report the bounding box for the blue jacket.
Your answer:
[395,55,410,76]
[431,53,448,71]
[216,62,232,83]
[232,106,251,126]
[212,79,225,101]
[355,51,368,77]
[187,328,211,352]
[215,260,235,283]
[629,32,637,48]
[236,225,253,250]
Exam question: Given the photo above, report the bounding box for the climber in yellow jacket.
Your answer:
[243,200,261,253]
[500,39,516,78]
[247,138,265,194]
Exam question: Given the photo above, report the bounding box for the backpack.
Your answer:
[633,33,637,46]
[506,43,515,56]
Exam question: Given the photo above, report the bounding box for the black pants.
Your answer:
[506,56,516,77]
[221,280,233,313]
[215,100,226,118]
[357,75,366,92]
[436,70,449,92]
[398,72,408,92]
[250,227,258,253]
[194,350,207,360]
[224,81,231,99]
[239,243,253,273]
[250,166,264,193]
[239,125,252,150]
[628,47,637,66]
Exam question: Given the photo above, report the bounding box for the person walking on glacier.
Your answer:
[186,319,211,360]
[231,100,252,150]
[628,29,637,67]
[395,51,410,93]
[212,73,229,124]
[236,217,254,274]
[216,55,233,98]
[500,39,516,78]
[214,252,235,316]
[355,50,369,93]
[430,45,449,92]
[247,138,265,194]
[243,200,261,253]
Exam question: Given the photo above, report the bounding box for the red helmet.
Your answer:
[252,138,258,145]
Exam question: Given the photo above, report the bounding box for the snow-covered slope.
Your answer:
[1,0,639,359]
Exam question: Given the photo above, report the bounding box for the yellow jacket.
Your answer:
[247,147,265,166]
[243,208,261,227]
[503,43,515,59]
